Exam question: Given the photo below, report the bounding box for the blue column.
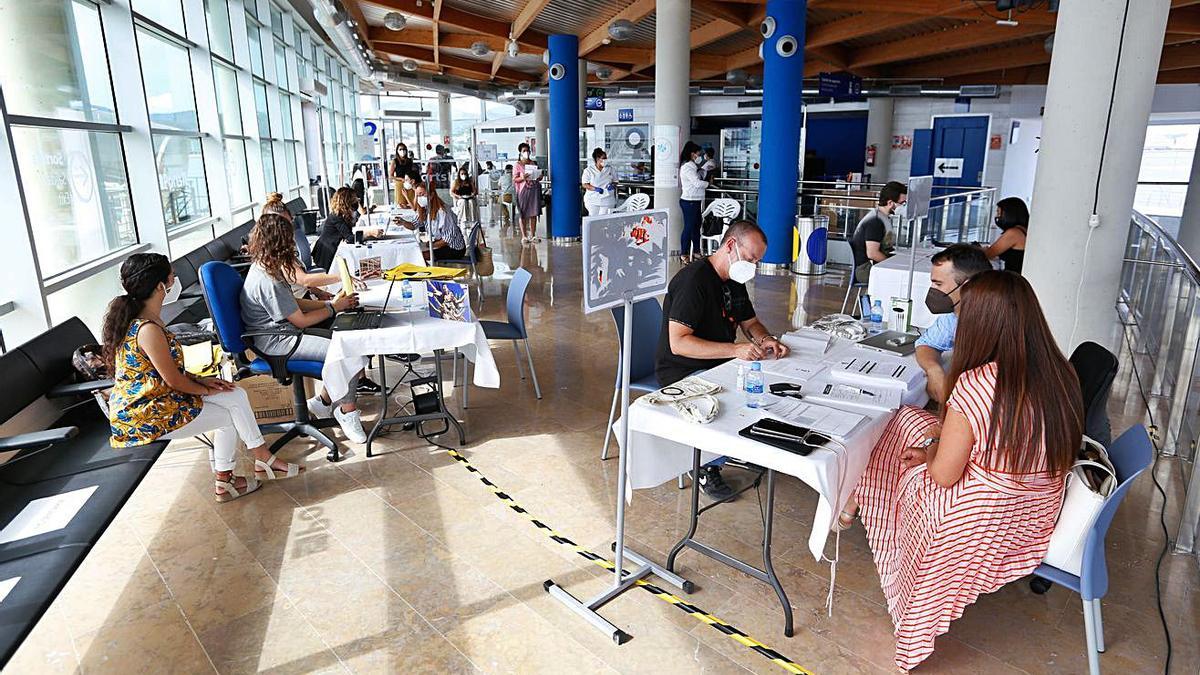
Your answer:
[756,0,806,264]
[548,34,581,239]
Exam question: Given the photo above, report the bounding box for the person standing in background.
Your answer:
[513,142,543,244]
[498,164,515,232]
[581,147,618,216]
[452,164,477,224]
[390,143,418,208]
[679,140,709,264]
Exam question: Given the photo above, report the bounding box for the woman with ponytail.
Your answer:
[103,253,303,503]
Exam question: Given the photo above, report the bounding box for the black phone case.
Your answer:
[737,420,829,456]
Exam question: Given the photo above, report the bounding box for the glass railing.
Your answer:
[1120,210,1200,554]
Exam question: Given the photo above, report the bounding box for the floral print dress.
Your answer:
[109,319,202,447]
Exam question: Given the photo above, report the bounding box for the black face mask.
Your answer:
[995,216,1004,228]
[925,280,964,315]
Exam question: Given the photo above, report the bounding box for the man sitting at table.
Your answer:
[914,244,992,403]
[655,220,790,500]
[849,181,906,283]
[398,183,468,262]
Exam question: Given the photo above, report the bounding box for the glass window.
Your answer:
[279,92,294,139]
[283,140,298,186]
[247,19,264,77]
[134,0,185,35]
[152,135,210,228]
[485,100,515,122]
[225,138,250,206]
[1135,124,1199,231]
[253,82,271,138]
[9,127,135,277]
[244,0,258,19]
[293,24,303,48]
[169,224,215,259]
[137,29,199,132]
[46,264,123,338]
[261,142,277,191]
[205,0,234,61]
[270,6,285,39]
[0,0,117,124]
[213,63,242,135]
[274,40,290,89]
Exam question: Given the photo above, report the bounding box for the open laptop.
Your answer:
[330,257,395,331]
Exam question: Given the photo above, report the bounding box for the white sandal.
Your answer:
[254,453,304,480]
[215,474,260,503]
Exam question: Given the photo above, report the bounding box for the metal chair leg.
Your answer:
[1082,597,1101,675]
[841,281,856,314]
[461,356,470,409]
[601,385,619,460]
[513,340,526,380]
[524,338,542,399]
[1092,598,1105,653]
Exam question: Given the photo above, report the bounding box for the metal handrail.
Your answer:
[1119,210,1200,554]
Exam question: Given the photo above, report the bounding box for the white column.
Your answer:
[865,97,893,183]
[437,93,452,150]
[1024,0,1170,352]
[655,0,690,251]
[1175,129,1200,261]
[533,97,549,168]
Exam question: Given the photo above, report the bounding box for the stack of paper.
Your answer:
[801,375,902,413]
[764,398,864,439]
[831,348,922,390]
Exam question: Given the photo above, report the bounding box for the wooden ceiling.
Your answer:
[347,0,1200,88]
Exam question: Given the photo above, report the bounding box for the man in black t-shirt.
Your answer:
[655,220,790,499]
[849,180,906,283]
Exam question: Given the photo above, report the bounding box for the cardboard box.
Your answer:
[236,375,297,425]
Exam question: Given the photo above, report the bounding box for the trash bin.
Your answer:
[792,215,828,276]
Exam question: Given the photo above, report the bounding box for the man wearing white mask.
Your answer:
[654,220,789,500]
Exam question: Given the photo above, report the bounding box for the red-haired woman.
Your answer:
[841,270,1083,671]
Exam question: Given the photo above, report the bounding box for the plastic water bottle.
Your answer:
[744,362,764,409]
[401,279,413,310]
[736,363,746,396]
[871,300,884,329]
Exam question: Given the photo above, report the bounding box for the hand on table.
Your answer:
[351,276,369,290]
[366,227,385,238]
[758,336,790,360]
[308,287,335,301]
[333,292,359,312]
[732,342,765,361]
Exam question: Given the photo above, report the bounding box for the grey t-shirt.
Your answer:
[240,264,301,354]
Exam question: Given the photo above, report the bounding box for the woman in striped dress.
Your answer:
[841,270,1083,671]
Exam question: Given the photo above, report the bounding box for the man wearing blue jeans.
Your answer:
[655,221,790,500]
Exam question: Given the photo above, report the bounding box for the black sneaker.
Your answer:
[357,377,383,394]
[697,466,735,501]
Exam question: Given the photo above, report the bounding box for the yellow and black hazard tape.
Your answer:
[445,448,813,675]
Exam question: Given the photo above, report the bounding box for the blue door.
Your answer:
[929,115,988,241]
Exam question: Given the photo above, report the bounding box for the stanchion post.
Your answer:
[612,292,634,585]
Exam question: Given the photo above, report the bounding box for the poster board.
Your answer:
[582,209,669,314]
[652,124,680,188]
[903,175,933,221]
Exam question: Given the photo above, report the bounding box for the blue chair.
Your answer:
[1030,425,1155,675]
[199,261,342,462]
[294,220,319,272]
[601,299,662,460]
[478,268,540,399]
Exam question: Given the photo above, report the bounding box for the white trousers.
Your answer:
[587,205,613,216]
[160,388,265,472]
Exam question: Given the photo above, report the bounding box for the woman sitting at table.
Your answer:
[103,253,303,503]
[838,270,1082,672]
[260,193,365,296]
[400,183,468,262]
[311,187,383,272]
[984,196,1028,274]
[241,214,370,444]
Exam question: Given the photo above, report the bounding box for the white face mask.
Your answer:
[520,151,530,160]
[459,173,467,180]
[728,240,756,284]
[694,156,704,166]
[399,150,407,158]
[417,195,429,208]
[161,277,182,305]
[403,180,412,190]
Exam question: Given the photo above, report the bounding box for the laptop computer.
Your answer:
[331,258,396,331]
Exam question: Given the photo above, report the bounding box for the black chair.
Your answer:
[1070,341,1119,446]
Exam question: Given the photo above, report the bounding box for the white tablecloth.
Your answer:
[622,337,927,561]
[335,239,424,277]
[321,280,499,401]
[866,246,940,328]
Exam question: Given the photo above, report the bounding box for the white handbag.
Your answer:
[1044,436,1117,576]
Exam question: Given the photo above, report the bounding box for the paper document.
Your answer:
[802,376,902,412]
[0,485,99,545]
[755,356,822,381]
[831,349,922,389]
[781,329,832,356]
[764,398,864,438]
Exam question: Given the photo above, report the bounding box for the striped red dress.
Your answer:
[855,363,1065,671]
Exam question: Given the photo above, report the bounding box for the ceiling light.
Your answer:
[596,67,613,80]
[518,80,532,91]
[402,59,419,72]
[608,19,635,41]
[470,41,490,57]
[726,68,747,84]
[383,12,406,31]
[507,39,519,57]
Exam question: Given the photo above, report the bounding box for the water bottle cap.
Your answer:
[750,362,761,370]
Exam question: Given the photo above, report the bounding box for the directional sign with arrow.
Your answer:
[933,157,963,179]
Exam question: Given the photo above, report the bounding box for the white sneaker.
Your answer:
[306,395,333,419]
[334,407,368,444]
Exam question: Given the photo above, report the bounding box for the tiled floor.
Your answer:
[10,220,1198,673]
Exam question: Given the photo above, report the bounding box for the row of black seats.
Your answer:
[0,318,155,666]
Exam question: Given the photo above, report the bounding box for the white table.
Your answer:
[335,238,425,278]
[621,335,926,635]
[866,246,941,328]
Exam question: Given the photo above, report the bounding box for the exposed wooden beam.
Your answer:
[945,64,1051,86]
[1158,65,1200,82]
[376,44,531,81]
[368,27,435,46]
[691,18,743,50]
[691,0,753,27]
[344,0,371,45]
[432,0,443,70]
[589,46,653,64]
[850,21,1053,69]
[490,50,506,79]
[578,0,655,56]
[807,45,849,71]
[806,11,942,49]
[363,0,548,48]
[1167,7,1200,34]
[891,41,1051,79]
[512,0,553,41]
[1159,43,1200,70]
[693,44,759,79]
